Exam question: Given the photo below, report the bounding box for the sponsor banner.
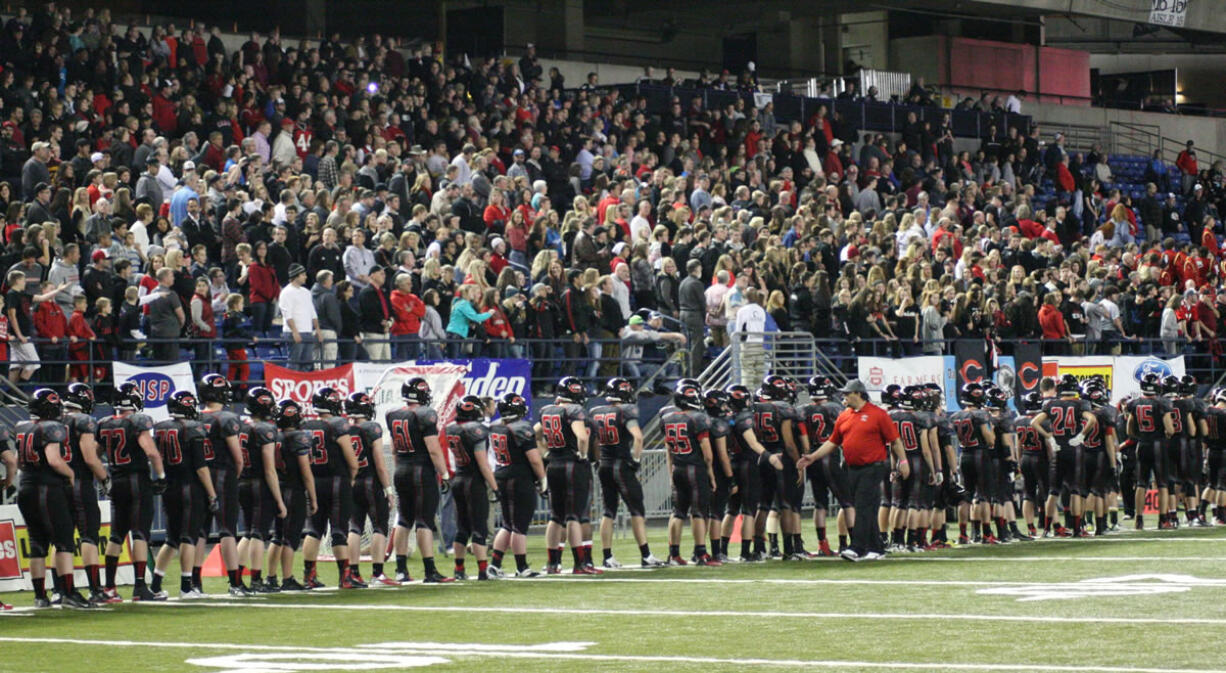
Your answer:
[1014,342,1043,405]
[264,363,357,407]
[1,502,133,593]
[1149,0,1188,27]
[1112,356,1185,400]
[113,362,198,421]
[994,356,1016,412]
[368,363,468,473]
[857,356,943,393]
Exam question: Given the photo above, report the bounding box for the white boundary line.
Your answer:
[0,636,1223,673]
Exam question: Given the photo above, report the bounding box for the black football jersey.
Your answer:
[301,415,352,477]
[889,409,923,453]
[751,401,789,454]
[276,429,312,486]
[445,420,489,476]
[489,419,536,472]
[348,420,383,478]
[662,409,711,466]
[153,418,208,482]
[1081,408,1115,452]
[14,420,69,486]
[726,410,756,460]
[97,412,155,476]
[950,408,993,452]
[199,409,243,468]
[62,411,98,476]
[1172,398,1199,438]
[1126,396,1173,441]
[538,402,588,460]
[589,404,639,462]
[1204,406,1226,449]
[992,411,1016,456]
[1015,413,1044,452]
[241,420,279,480]
[386,405,439,464]
[935,415,954,452]
[1041,398,1091,449]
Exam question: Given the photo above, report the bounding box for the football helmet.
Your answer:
[556,376,587,404]
[63,382,95,414]
[28,388,62,420]
[401,377,432,405]
[311,386,344,416]
[344,391,376,419]
[167,390,200,419]
[603,377,636,404]
[455,395,484,422]
[198,373,232,404]
[245,387,276,419]
[276,399,303,429]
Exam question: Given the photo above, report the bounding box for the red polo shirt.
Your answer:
[828,401,898,466]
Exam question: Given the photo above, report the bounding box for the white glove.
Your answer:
[1046,437,1060,454]
[1068,433,1084,448]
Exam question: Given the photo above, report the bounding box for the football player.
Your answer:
[387,377,453,584]
[702,388,738,562]
[798,376,846,557]
[265,399,317,591]
[98,382,166,602]
[917,384,951,548]
[750,375,796,559]
[62,383,107,602]
[1125,373,1175,530]
[445,395,498,580]
[16,390,93,609]
[985,385,1024,542]
[720,384,772,561]
[344,391,395,586]
[591,378,663,568]
[888,385,937,551]
[194,374,248,595]
[239,388,287,592]
[300,387,359,588]
[1080,381,1118,536]
[0,424,11,611]
[150,390,216,599]
[538,377,597,574]
[1015,392,1049,537]
[1173,375,1209,526]
[1032,374,1098,538]
[951,383,996,544]
[1203,388,1226,524]
[663,380,719,565]
[487,393,547,578]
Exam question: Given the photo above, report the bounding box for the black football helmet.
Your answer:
[725,384,752,411]
[113,381,144,411]
[28,388,62,420]
[311,386,344,416]
[455,395,484,422]
[1179,374,1197,396]
[986,385,1009,410]
[674,380,703,410]
[556,376,587,404]
[959,382,985,407]
[1139,372,1161,396]
[1215,388,1226,405]
[1056,374,1080,396]
[198,373,232,404]
[603,377,636,404]
[63,382,94,414]
[276,399,303,429]
[401,377,432,405]
[807,375,834,399]
[245,387,276,419]
[881,384,903,408]
[1082,384,1108,408]
[1161,375,1181,398]
[902,385,926,410]
[703,389,729,416]
[344,391,375,419]
[167,390,200,419]
[1021,391,1043,412]
[783,377,800,403]
[497,392,528,420]
[761,374,790,401]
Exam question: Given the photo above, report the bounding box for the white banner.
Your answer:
[857,356,944,393]
[0,502,134,593]
[113,361,198,421]
[1111,355,1186,400]
[1149,0,1189,27]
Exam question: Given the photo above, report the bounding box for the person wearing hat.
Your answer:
[797,379,910,561]
[21,140,51,200]
[23,181,54,226]
[135,155,164,207]
[507,148,528,182]
[358,266,393,361]
[620,314,686,383]
[279,263,321,371]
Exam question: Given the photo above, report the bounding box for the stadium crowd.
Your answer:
[0,4,1224,397]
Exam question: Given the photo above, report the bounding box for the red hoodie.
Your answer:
[1038,304,1067,340]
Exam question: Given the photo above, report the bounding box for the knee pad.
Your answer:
[548,514,562,525]
[108,534,125,546]
[470,533,486,547]
[330,531,347,548]
[77,533,97,546]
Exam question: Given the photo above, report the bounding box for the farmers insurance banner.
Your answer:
[857,356,943,393]
[113,362,198,421]
[0,503,133,593]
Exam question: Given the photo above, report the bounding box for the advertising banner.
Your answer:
[857,356,944,393]
[1109,356,1185,400]
[113,362,198,421]
[1014,342,1043,404]
[263,363,357,406]
[1149,0,1189,28]
[0,502,133,593]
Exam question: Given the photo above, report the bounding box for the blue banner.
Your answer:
[419,358,534,411]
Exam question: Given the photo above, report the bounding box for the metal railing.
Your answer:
[1036,120,1113,155]
[1110,121,1226,166]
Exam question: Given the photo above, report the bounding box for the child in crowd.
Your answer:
[67,295,95,382]
[221,293,252,394]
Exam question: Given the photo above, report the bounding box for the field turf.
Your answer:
[2,524,1226,673]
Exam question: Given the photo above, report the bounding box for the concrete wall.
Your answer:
[1030,101,1226,159]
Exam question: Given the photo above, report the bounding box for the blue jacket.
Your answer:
[445,298,493,338]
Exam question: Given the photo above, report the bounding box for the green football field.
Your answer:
[2,524,1226,673]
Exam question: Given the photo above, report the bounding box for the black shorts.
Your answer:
[1178,439,1203,491]
[757,451,781,512]
[1135,439,1169,490]
[1020,451,1049,503]
[109,471,153,544]
[777,455,802,513]
[274,483,308,551]
[1082,450,1109,497]
[496,468,538,535]
[671,463,711,519]
[1164,439,1183,490]
[932,457,953,510]
[546,459,587,524]
[890,453,930,510]
[452,472,490,546]
[808,454,852,511]
[306,474,353,547]
[709,470,731,520]
[1208,448,1226,490]
[164,478,206,547]
[960,451,994,504]
[394,461,440,532]
[70,474,101,546]
[201,465,240,540]
[18,481,74,558]
[1048,447,1081,497]
[349,473,391,536]
[576,460,594,524]
[599,458,646,519]
[728,457,762,516]
[238,477,276,541]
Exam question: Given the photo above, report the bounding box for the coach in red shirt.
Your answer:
[798,379,908,561]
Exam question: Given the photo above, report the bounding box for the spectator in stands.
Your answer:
[147,267,186,365]
[312,271,342,368]
[358,266,393,362]
[678,259,706,376]
[280,263,320,371]
[1177,140,1198,195]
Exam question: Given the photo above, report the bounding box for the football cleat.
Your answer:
[981,535,999,545]
[667,555,688,566]
[33,597,52,609]
[839,548,861,562]
[371,574,400,587]
[394,571,413,584]
[1074,529,1092,538]
[87,590,109,606]
[100,588,123,604]
[280,578,307,591]
[956,535,970,545]
[602,557,623,569]
[1,600,12,610]
[1193,517,1211,528]
[515,568,541,578]
[862,551,886,561]
[228,585,253,597]
[180,589,206,600]
[817,540,834,557]
[62,592,97,610]
[303,574,325,590]
[641,555,666,568]
[713,553,730,563]
[453,571,468,581]
[348,571,368,588]
[422,572,455,583]
[1013,532,1035,541]
[695,554,723,566]
[545,564,561,575]
[131,585,167,602]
